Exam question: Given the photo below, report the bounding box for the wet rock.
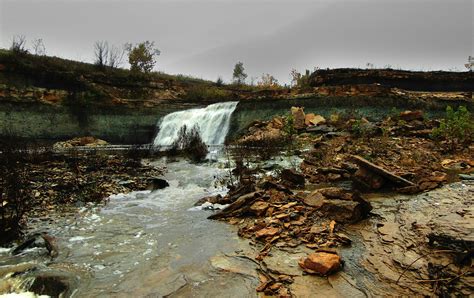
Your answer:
[11,232,59,258]
[53,136,108,149]
[399,110,424,121]
[257,179,293,195]
[306,124,336,134]
[303,191,325,208]
[194,194,223,206]
[268,116,285,130]
[29,272,77,297]
[298,251,341,275]
[146,177,169,190]
[328,273,366,298]
[11,234,41,255]
[459,174,474,180]
[291,107,306,130]
[280,169,305,187]
[303,188,372,223]
[249,201,270,216]
[210,255,258,278]
[305,113,326,126]
[41,233,59,258]
[317,197,371,223]
[350,155,415,189]
[208,192,260,220]
[353,167,386,190]
[255,227,280,238]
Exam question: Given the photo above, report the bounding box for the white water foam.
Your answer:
[153,101,238,147]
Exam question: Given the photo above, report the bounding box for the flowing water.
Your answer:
[153,102,239,147]
[0,158,259,297]
[0,102,261,297]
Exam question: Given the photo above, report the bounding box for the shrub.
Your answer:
[282,115,296,139]
[184,85,231,101]
[0,138,30,244]
[10,35,28,55]
[432,106,474,151]
[170,125,208,162]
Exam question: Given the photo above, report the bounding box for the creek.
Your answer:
[0,157,261,297]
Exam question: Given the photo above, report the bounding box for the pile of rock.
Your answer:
[238,107,328,144]
[196,173,373,294]
[291,106,326,130]
[53,136,108,149]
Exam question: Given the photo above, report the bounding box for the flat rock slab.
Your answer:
[328,272,367,298]
[210,255,258,278]
[263,249,308,276]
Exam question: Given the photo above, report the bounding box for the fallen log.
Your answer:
[349,155,415,187]
[208,192,260,220]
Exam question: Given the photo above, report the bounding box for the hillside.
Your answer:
[0,50,472,143]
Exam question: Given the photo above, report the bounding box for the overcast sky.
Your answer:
[0,0,472,83]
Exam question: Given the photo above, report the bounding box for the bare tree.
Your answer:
[94,41,109,68]
[32,38,46,56]
[10,35,28,54]
[257,73,279,88]
[108,45,125,68]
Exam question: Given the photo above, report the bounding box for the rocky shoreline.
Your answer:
[195,106,473,296]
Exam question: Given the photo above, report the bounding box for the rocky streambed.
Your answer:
[0,158,261,297]
[0,151,472,297]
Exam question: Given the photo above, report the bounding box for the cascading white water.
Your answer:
[153,101,238,147]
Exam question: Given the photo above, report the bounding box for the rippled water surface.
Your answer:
[0,158,259,297]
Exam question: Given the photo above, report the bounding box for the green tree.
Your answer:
[126,41,160,73]
[290,69,311,88]
[232,61,247,85]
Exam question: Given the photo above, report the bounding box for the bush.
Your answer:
[184,85,231,101]
[432,106,474,151]
[0,139,30,244]
[170,125,208,162]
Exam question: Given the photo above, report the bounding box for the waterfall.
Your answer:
[153,101,239,147]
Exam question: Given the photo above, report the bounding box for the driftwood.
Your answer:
[208,192,260,220]
[350,155,415,187]
[12,232,59,258]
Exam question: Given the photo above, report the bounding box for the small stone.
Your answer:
[255,227,280,238]
[298,252,341,275]
[250,201,269,216]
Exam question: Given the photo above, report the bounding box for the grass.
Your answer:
[0,49,215,91]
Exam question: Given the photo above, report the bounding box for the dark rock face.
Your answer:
[309,68,474,92]
[29,272,78,297]
[280,169,305,188]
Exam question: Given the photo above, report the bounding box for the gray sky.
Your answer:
[1,0,472,83]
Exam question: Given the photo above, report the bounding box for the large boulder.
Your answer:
[146,178,170,190]
[291,107,306,130]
